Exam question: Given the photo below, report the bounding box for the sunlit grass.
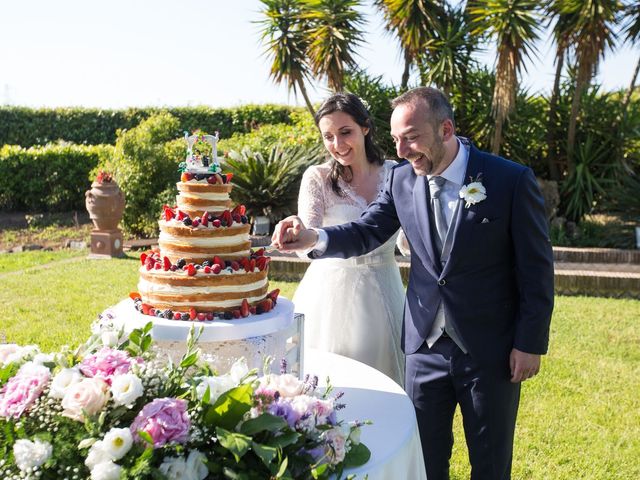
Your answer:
[0,250,638,479]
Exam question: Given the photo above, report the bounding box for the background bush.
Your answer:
[0,105,296,148]
[0,143,113,211]
[102,113,183,237]
[218,110,320,156]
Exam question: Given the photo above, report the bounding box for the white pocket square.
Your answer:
[481,217,490,224]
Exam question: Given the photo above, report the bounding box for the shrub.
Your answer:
[218,110,320,157]
[0,143,113,212]
[0,105,295,148]
[222,145,323,225]
[104,113,184,237]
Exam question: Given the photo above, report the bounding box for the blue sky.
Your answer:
[1,0,636,108]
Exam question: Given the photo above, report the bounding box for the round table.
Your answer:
[304,349,427,480]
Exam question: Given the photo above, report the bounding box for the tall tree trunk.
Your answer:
[566,77,587,175]
[491,117,503,155]
[297,79,316,118]
[401,50,412,89]
[546,47,565,181]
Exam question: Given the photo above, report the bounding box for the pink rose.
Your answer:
[80,347,139,385]
[130,398,190,448]
[0,365,50,419]
[61,377,110,422]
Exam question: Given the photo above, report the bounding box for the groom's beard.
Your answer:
[408,141,446,177]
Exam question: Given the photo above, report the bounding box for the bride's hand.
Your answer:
[271,216,318,252]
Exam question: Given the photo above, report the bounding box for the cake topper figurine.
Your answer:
[182,130,220,173]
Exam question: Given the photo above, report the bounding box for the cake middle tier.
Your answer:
[158,221,251,262]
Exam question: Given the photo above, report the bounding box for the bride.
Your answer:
[292,93,405,385]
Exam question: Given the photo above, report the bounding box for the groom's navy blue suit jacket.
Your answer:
[315,143,554,366]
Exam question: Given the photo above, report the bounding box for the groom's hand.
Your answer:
[509,348,541,383]
[271,215,319,252]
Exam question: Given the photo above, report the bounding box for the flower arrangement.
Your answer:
[0,317,370,479]
[95,170,114,184]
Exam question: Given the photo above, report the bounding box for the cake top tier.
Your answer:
[181,130,221,175]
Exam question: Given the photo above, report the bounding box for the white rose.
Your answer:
[260,373,304,398]
[110,373,143,407]
[85,441,111,469]
[91,461,122,480]
[229,358,249,384]
[196,375,235,404]
[159,456,188,480]
[13,438,53,472]
[49,367,83,399]
[185,450,209,480]
[61,377,110,422]
[102,428,133,461]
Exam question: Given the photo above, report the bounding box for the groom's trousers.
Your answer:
[405,337,521,480]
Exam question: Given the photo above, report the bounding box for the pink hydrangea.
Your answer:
[130,398,190,448]
[79,347,139,385]
[0,365,50,419]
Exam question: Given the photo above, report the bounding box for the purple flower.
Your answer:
[130,398,190,448]
[0,365,50,419]
[267,399,300,428]
[80,347,139,385]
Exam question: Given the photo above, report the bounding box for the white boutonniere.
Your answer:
[459,173,486,208]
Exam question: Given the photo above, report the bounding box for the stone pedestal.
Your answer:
[89,230,124,258]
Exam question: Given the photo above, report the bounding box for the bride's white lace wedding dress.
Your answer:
[293,160,405,385]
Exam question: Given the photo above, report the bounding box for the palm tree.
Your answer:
[302,0,366,92]
[374,0,446,89]
[468,0,543,155]
[419,5,478,97]
[545,0,580,181]
[257,0,316,116]
[564,0,621,173]
[620,1,640,123]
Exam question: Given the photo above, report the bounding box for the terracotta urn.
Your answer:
[85,180,125,231]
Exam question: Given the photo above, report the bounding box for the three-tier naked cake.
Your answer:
[114,131,301,374]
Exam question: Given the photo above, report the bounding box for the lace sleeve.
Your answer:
[297,166,326,229]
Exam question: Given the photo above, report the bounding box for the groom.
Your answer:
[272,87,554,479]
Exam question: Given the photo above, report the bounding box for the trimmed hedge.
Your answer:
[0,143,114,212]
[0,105,296,148]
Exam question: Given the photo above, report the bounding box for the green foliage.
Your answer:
[218,109,320,156]
[0,104,295,148]
[222,144,323,224]
[104,113,183,237]
[344,69,401,159]
[0,143,113,212]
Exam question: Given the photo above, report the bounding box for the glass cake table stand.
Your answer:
[109,298,303,376]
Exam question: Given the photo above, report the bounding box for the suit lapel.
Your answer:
[412,174,441,275]
[441,143,485,277]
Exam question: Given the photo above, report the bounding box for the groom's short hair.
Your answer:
[391,87,455,129]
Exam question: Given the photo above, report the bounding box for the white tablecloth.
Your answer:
[305,349,427,480]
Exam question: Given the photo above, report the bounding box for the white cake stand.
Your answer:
[110,298,303,375]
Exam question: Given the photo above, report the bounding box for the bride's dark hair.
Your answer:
[314,93,385,197]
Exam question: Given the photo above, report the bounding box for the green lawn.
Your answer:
[0,250,638,479]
